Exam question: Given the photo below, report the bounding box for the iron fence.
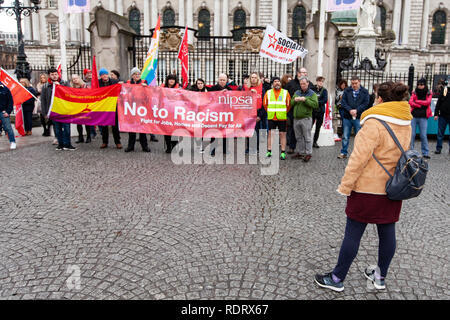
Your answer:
[130,26,304,86]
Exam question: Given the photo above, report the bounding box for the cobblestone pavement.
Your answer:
[0,131,449,300]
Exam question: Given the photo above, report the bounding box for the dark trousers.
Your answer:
[40,114,52,135]
[312,111,324,143]
[101,112,121,145]
[436,116,450,151]
[77,125,91,140]
[333,217,396,281]
[23,110,33,132]
[128,132,148,150]
[287,113,296,150]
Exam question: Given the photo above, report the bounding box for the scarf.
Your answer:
[360,101,412,126]
[415,88,428,100]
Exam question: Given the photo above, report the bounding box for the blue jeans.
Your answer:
[1,114,16,143]
[333,217,396,281]
[54,121,71,147]
[340,117,361,155]
[410,117,429,156]
[436,117,450,151]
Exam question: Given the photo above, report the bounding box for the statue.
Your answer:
[357,0,377,36]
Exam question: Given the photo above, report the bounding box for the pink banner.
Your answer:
[117,85,257,138]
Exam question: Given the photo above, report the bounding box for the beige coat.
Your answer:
[338,114,412,196]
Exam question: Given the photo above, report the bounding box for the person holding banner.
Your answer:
[125,67,151,153]
[70,74,92,144]
[41,67,71,150]
[290,77,319,162]
[36,73,51,136]
[0,81,16,149]
[312,77,328,148]
[19,78,38,136]
[243,72,265,154]
[98,68,122,150]
[161,74,180,153]
[263,77,291,160]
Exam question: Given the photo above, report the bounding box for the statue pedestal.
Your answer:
[354,35,377,67]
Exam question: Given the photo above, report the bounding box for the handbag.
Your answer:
[372,119,428,201]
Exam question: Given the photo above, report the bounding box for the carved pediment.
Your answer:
[159,28,194,51]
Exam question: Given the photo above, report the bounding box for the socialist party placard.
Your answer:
[259,25,308,64]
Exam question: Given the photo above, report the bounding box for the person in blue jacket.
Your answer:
[337,75,370,159]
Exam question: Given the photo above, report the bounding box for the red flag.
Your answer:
[177,26,189,89]
[57,61,62,79]
[91,55,99,89]
[14,105,25,137]
[0,68,34,106]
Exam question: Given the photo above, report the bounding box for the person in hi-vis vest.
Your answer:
[263,77,291,160]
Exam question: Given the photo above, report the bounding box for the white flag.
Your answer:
[326,0,362,12]
[259,25,308,64]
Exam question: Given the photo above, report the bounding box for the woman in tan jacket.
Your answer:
[315,82,412,292]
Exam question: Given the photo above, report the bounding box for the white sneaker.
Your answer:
[52,139,58,145]
[10,142,16,150]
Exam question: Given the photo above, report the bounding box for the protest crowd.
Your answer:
[1,66,449,162]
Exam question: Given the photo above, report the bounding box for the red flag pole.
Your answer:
[177,26,189,89]
[91,55,99,89]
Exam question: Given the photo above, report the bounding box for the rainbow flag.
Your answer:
[141,16,161,86]
[48,84,121,125]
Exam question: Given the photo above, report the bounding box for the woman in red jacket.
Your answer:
[409,78,432,159]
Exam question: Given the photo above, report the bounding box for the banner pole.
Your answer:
[317,0,327,77]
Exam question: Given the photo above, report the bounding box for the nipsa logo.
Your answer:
[218,95,253,109]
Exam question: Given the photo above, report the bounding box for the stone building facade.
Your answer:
[22,0,449,77]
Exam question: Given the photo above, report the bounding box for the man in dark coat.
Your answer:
[434,78,450,154]
[337,75,370,158]
[0,81,16,149]
[98,68,122,149]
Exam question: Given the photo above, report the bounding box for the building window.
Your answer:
[162,8,175,27]
[49,23,58,41]
[233,9,246,41]
[425,63,434,75]
[431,10,447,44]
[439,64,448,74]
[129,8,141,35]
[376,5,386,32]
[198,9,211,38]
[47,55,55,67]
[48,0,57,8]
[292,5,306,38]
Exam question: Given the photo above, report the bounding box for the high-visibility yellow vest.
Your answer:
[267,89,287,120]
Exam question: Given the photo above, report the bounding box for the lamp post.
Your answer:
[0,0,41,80]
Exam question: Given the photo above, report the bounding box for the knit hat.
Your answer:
[271,76,281,83]
[99,68,108,76]
[83,68,91,76]
[130,67,140,76]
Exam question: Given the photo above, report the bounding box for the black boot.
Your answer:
[313,141,319,148]
[75,136,84,144]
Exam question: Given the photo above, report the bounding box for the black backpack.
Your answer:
[372,119,428,201]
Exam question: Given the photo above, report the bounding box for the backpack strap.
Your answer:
[371,118,405,178]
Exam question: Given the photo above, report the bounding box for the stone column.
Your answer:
[186,0,194,43]
[23,0,32,41]
[401,0,411,45]
[280,0,288,34]
[179,0,185,26]
[32,10,41,42]
[144,0,150,35]
[420,0,430,49]
[311,0,319,22]
[117,0,123,16]
[109,0,116,13]
[214,0,221,36]
[222,0,229,36]
[151,0,158,27]
[83,12,90,43]
[250,0,256,26]
[272,0,279,29]
[392,0,402,45]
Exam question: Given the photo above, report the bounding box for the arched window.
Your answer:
[375,5,386,32]
[198,9,211,38]
[233,9,246,41]
[129,8,141,35]
[292,5,306,38]
[431,10,447,44]
[162,8,175,27]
